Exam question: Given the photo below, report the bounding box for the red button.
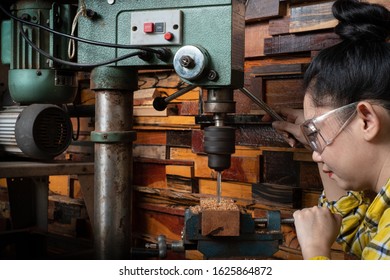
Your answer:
[144,22,154,33]
[164,32,174,41]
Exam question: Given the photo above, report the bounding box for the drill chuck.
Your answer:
[204,126,235,172]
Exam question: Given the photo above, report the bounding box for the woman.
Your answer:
[272,0,390,259]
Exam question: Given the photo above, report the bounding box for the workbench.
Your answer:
[0,160,94,248]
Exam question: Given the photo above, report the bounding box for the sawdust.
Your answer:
[190,197,239,214]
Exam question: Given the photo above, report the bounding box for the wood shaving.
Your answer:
[190,198,239,214]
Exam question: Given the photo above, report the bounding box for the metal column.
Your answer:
[90,66,137,259]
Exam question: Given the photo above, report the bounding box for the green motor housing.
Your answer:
[2,1,78,104]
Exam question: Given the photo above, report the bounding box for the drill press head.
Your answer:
[203,88,236,172]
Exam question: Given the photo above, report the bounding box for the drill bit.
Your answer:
[216,171,222,204]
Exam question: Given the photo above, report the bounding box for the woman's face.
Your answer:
[303,94,374,192]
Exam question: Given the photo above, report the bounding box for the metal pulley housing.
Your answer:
[173,45,210,81]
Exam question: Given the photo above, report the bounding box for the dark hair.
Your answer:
[303,0,390,108]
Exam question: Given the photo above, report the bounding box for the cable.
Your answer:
[19,23,145,70]
[0,4,164,55]
[68,7,86,59]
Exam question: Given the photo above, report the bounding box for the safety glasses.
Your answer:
[300,102,358,154]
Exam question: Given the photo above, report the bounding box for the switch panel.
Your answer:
[131,10,183,46]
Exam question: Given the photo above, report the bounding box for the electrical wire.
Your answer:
[68,7,86,59]
[0,4,164,55]
[19,22,145,70]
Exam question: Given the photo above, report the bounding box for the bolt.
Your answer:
[107,0,115,4]
[36,70,42,76]
[180,55,195,68]
[207,70,219,81]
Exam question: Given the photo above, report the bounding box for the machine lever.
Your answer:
[239,87,283,121]
[153,84,197,111]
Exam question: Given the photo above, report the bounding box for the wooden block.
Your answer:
[264,32,341,55]
[297,161,323,190]
[49,176,69,196]
[133,144,166,160]
[133,88,161,107]
[133,202,184,240]
[134,103,179,116]
[178,101,201,116]
[166,164,193,178]
[245,22,271,58]
[133,160,167,188]
[134,116,197,127]
[261,150,298,185]
[246,0,287,22]
[201,210,240,236]
[0,179,7,187]
[251,63,308,77]
[269,16,291,35]
[236,125,290,147]
[167,130,192,148]
[289,1,337,33]
[135,131,167,145]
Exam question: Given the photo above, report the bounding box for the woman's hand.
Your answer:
[272,108,308,148]
[263,108,308,148]
[293,206,342,259]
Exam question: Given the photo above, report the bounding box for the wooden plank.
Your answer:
[251,63,308,76]
[166,174,197,193]
[245,22,271,58]
[134,116,197,127]
[199,179,253,200]
[133,88,160,106]
[265,78,305,108]
[133,144,166,160]
[133,203,184,241]
[261,150,298,185]
[246,0,287,22]
[135,130,167,145]
[289,1,337,33]
[166,165,193,178]
[297,161,323,190]
[167,130,192,148]
[264,32,341,55]
[269,16,291,35]
[178,101,201,116]
[133,104,178,117]
[289,0,390,33]
[133,161,167,188]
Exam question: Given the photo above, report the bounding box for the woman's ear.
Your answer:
[356,102,380,141]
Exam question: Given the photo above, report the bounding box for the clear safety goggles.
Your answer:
[300,102,358,154]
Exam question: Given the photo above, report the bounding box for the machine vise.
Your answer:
[145,209,293,259]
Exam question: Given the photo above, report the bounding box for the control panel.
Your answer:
[130,10,183,46]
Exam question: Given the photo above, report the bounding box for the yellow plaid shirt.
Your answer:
[317,178,390,260]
